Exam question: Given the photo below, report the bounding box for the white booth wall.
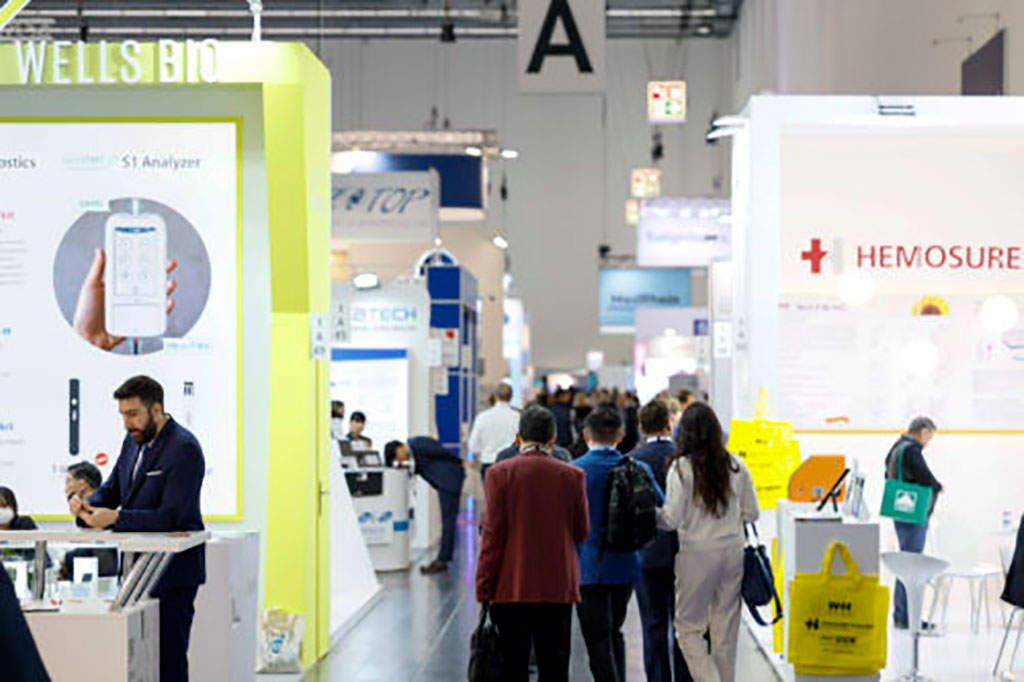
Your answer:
[730,95,1024,570]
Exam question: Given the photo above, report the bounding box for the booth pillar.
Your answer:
[221,44,333,664]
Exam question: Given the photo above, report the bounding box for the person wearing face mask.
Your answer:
[0,486,37,531]
[67,375,206,682]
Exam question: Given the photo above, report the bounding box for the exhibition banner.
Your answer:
[637,198,731,267]
[517,0,605,93]
[332,171,440,243]
[779,134,1024,430]
[0,120,239,516]
[598,268,691,333]
[330,348,410,450]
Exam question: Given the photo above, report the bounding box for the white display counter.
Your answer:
[347,467,413,571]
[745,502,881,682]
[0,529,209,682]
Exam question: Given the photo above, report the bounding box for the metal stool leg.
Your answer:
[1012,616,1023,672]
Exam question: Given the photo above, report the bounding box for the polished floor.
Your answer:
[304,515,781,681]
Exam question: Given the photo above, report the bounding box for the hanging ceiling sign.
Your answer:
[647,81,688,124]
[637,198,731,267]
[518,0,605,93]
[332,171,440,243]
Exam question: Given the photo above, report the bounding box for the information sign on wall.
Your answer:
[647,81,687,124]
[598,268,691,333]
[518,0,605,93]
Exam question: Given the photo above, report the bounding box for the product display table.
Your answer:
[0,529,210,608]
[0,529,210,682]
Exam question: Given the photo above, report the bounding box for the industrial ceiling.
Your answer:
[5,0,744,41]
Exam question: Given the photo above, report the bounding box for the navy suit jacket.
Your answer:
[88,416,206,592]
[631,438,679,569]
[409,436,465,496]
[0,564,49,680]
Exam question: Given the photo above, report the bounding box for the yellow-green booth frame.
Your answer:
[0,41,334,666]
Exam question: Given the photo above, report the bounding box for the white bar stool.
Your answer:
[882,551,949,682]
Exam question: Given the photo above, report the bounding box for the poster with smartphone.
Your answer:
[0,120,239,517]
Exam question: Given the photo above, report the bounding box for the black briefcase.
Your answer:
[468,604,503,682]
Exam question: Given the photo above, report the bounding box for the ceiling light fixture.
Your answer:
[493,234,509,250]
[465,146,483,157]
[500,149,520,160]
[353,272,380,290]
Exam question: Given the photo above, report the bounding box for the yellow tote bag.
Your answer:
[787,542,889,676]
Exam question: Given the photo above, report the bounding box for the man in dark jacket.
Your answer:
[631,400,693,682]
[551,389,575,448]
[409,436,465,575]
[70,375,206,682]
[884,416,942,629]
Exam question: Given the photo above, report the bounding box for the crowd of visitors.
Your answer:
[471,383,757,682]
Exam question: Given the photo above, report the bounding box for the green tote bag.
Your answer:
[879,443,932,525]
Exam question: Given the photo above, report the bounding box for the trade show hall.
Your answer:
[1,1,1023,682]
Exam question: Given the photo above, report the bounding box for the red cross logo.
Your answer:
[802,238,828,274]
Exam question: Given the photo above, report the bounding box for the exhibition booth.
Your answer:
[0,39,360,673]
[723,95,1024,680]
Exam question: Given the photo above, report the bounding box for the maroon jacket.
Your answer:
[475,449,590,604]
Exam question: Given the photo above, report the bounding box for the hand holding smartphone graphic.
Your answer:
[72,220,178,352]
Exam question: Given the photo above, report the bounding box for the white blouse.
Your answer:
[657,453,760,544]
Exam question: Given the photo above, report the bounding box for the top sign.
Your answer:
[518,0,605,93]
[647,81,687,124]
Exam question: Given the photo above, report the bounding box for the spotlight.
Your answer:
[465,146,483,157]
[440,17,456,43]
[651,132,664,164]
[500,149,520,160]
[493,235,509,250]
[353,272,380,290]
[598,244,611,260]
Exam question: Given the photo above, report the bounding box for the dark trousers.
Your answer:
[577,584,633,682]
[893,520,930,625]
[490,603,572,682]
[636,568,693,682]
[437,490,460,563]
[158,585,199,682]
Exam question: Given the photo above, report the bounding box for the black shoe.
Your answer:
[894,620,908,630]
[419,561,449,575]
[893,620,935,632]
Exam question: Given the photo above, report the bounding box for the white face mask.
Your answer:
[331,418,346,437]
[0,507,14,526]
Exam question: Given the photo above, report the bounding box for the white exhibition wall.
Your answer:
[321,39,730,369]
[733,96,1024,566]
[1,86,275,602]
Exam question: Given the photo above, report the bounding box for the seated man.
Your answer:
[347,412,373,450]
[61,462,119,581]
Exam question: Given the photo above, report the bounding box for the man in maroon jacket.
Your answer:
[476,405,590,682]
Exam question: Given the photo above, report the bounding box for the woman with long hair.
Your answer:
[658,403,759,682]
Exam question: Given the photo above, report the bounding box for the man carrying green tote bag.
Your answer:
[881,417,944,630]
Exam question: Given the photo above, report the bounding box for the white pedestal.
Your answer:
[27,600,160,682]
[189,532,260,682]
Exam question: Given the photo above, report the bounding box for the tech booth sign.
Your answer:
[518,0,605,93]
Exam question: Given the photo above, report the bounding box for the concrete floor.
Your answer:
[303,517,781,681]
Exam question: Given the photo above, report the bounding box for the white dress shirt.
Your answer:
[657,453,760,543]
[468,402,520,465]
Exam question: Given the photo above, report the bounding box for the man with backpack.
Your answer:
[574,406,664,682]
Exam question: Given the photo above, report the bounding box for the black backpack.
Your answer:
[603,456,659,552]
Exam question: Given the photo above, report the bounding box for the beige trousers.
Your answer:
[673,536,745,682]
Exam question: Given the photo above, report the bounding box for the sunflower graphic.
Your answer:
[912,295,950,316]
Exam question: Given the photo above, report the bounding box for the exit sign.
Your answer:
[630,168,661,198]
[647,81,687,124]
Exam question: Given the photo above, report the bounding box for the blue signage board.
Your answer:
[598,268,691,332]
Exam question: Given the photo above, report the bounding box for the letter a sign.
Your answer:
[518,0,605,93]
